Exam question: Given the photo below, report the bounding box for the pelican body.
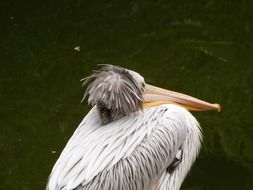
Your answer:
[47,65,220,190]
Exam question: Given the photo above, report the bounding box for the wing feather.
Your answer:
[47,104,192,190]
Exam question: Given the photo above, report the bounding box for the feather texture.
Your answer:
[81,65,145,124]
[46,104,202,190]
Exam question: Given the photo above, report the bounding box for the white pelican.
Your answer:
[47,65,220,190]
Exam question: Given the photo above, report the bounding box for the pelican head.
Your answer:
[81,65,145,124]
[82,65,220,125]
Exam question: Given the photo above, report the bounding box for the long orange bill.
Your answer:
[143,84,221,112]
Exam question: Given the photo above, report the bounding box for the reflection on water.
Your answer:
[1,0,253,189]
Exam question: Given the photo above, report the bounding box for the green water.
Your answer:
[1,0,253,189]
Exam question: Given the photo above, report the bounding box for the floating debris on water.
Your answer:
[74,46,80,52]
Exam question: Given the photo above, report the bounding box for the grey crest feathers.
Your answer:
[81,65,145,124]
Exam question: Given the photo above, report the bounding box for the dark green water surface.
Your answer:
[1,0,253,189]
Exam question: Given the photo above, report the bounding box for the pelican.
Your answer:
[46,65,220,190]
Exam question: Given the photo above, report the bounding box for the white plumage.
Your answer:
[47,104,202,190]
[47,65,219,190]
